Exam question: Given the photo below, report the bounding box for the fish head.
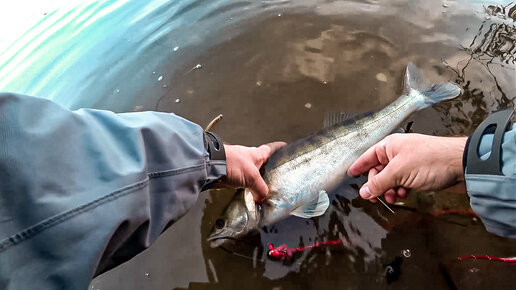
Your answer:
[208,188,260,248]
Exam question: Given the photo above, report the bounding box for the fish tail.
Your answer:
[403,62,462,108]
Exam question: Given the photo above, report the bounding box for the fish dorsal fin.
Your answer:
[323,111,374,128]
[291,190,330,218]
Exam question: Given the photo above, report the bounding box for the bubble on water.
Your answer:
[173,46,179,51]
[376,73,387,82]
[278,13,282,16]
[443,3,448,8]
[401,249,411,258]
[322,81,328,84]
[256,81,262,86]
[304,103,312,109]
[145,272,150,277]
[158,76,163,81]
[116,89,120,93]
[469,268,480,273]
[152,71,156,74]
[175,98,181,103]
[194,64,202,69]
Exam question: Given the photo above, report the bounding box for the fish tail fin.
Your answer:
[403,62,462,108]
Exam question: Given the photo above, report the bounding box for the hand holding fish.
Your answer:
[348,134,467,203]
[222,142,286,202]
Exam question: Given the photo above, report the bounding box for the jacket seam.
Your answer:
[148,163,205,178]
[0,163,208,253]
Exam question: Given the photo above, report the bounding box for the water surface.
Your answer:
[1,0,515,289]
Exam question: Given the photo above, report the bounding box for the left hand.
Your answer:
[348,134,467,203]
[222,142,286,202]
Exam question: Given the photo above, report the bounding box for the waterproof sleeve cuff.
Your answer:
[465,124,516,238]
[201,131,227,190]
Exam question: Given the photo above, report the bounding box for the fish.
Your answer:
[208,63,462,247]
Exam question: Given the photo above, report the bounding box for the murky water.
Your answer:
[1,0,516,289]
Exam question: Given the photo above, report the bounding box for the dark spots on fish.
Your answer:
[215,218,226,229]
[262,226,268,233]
[385,257,403,284]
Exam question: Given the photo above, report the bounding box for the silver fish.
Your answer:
[208,63,461,247]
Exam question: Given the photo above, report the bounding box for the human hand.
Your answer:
[222,142,286,202]
[348,133,467,203]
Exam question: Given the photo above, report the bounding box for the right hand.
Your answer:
[347,133,467,203]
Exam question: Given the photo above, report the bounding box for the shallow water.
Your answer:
[1,0,516,289]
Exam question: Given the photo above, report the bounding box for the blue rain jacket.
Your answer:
[0,93,226,289]
[466,124,516,238]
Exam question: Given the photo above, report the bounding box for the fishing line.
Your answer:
[377,196,395,214]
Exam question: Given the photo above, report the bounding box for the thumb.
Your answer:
[255,142,287,167]
[254,145,272,168]
[359,164,399,199]
[249,173,269,202]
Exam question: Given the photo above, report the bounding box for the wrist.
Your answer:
[445,136,468,182]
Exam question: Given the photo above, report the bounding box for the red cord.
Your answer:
[268,240,344,260]
[430,209,478,217]
[457,255,516,263]
[268,210,516,263]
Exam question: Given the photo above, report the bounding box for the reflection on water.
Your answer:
[1,0,515,289]
[438,13,516,133]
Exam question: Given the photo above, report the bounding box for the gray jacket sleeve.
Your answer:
[0,93,226,289]
[465,125,516,238]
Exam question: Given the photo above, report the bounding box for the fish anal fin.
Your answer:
[291,190,330,218]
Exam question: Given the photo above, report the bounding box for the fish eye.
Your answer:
[215,218,225,229]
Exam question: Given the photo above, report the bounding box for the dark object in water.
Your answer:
[385,256,403,284]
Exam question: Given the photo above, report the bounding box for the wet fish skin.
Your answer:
[208,63,462,247]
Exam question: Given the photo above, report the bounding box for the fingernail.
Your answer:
[347,172,359,178]
[360,186,372,199]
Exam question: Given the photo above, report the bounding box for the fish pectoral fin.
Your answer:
[244,188,257,214]
[290,190,330,218]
